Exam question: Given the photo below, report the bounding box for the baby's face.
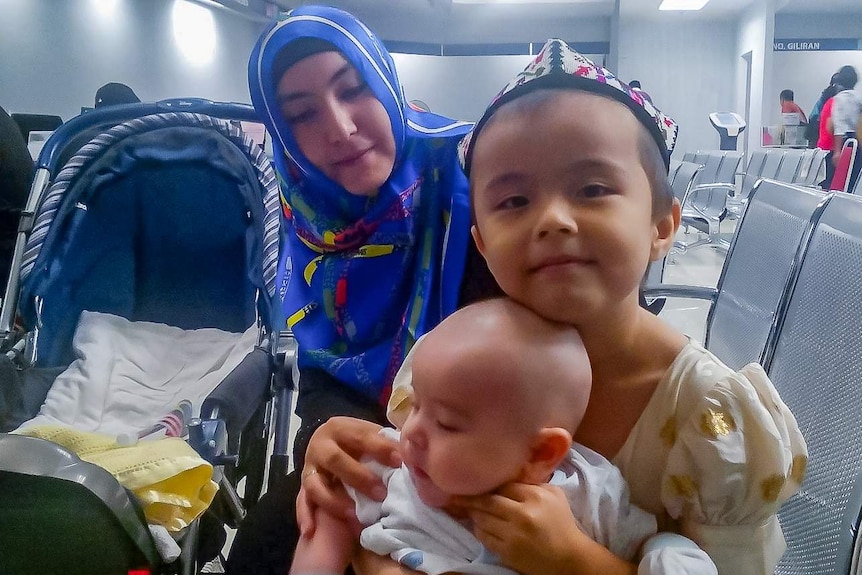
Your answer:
[400,353,533,508]
[470,91,659,325]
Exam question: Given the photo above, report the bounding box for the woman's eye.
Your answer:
[341,83,369,101]
[283,109,316,125]
[497,196,529,210]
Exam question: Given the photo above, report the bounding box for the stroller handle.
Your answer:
[37,99,263,172]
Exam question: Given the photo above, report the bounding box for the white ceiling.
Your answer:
[274,0,862,38]
[620,0,756,19]
[778,0,862,14]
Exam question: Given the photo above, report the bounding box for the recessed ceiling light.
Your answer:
[659,0,710,10]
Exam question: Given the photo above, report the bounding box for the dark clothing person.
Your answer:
[0,105,34,289]
[94,83,140,108]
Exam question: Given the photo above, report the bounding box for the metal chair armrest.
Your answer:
[642,284,719,302]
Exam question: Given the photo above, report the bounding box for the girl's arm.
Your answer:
[457,484,636,575]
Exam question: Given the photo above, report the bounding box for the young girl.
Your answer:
[299,40,807,575]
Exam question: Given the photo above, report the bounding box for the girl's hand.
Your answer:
[454,483,636,575]
[301,417,402,526]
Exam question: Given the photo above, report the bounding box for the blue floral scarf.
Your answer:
[248,6,473,403]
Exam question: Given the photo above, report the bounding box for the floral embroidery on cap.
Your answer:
[459,39,679,171]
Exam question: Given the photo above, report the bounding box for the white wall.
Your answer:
[391,54,533,122]
[771,13,862,125]
[344,4,610,44]
[392,52,601,122]
[772,51,862,125]
[775,13,862,38]
[735,1,774,156]
[617,17,737,157]
[0,0,265,122]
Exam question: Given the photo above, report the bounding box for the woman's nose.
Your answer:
[323,100,357,143]
[536,198,577,239]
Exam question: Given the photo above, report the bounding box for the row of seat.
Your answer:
[645,178,862,575]
[667,148,831,255]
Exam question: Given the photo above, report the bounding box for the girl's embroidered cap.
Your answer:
[460,39,679,174]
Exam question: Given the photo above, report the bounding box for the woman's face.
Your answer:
[276,51,396,197]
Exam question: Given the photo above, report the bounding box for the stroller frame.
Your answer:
[0,99,296,574]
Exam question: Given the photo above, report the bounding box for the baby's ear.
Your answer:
[650,199,681,261]
[520,428,573,484]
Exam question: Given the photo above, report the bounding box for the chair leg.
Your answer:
[676,219,729,254]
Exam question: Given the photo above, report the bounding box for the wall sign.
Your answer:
[773,38,860,51]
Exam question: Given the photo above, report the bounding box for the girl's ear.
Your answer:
[471,224,486,256]
[650,199,681,261]
[519,428,573,484]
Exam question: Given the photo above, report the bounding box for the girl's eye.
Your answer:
[581,184,611,198]
[497,196,529,210]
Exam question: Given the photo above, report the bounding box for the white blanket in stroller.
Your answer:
[17,310,257,436]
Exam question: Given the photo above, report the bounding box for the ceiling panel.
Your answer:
[777,0,862,15]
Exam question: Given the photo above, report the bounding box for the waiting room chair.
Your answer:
[830,138,859,192]
[645,179,828,370]
[792,148,827,188]
[726,150,767,217]
[766,191,862,575]
[774,149,806,184]
[677,151,742,253]
[10,113,63,145]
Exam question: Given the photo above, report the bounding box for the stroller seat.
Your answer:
[0,103,282,575]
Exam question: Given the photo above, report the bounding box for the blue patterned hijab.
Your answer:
[248,6,473,403]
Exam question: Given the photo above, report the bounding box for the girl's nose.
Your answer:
[323,100,357,143]
[536,198,577,239]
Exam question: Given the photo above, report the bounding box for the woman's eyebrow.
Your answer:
[277,63,355,105]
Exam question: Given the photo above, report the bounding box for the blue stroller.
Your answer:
[0,100,294,574]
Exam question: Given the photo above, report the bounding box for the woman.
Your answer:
[227,7,498,574]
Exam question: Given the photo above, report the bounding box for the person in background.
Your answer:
[779,89,807,124]
[0,105,34,289]
[629,79,653,104]
[830,66,861,162]
[820,66,860,188]
[94,82,140,108]
[807,73,840,149]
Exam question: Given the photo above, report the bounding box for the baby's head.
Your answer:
[460,39,680,325]
[401,298,591,508]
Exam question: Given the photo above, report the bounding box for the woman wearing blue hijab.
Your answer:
[229,7,498,573]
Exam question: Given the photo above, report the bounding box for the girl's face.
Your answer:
[470,91,678,326]
[276,51,396,196]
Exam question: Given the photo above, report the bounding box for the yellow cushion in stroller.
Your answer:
[15,424,217,531]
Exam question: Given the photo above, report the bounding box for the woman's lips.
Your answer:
[333,147,371,167]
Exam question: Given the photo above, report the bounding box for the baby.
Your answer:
[291,298,715,575]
